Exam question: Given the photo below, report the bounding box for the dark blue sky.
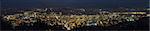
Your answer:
[1,0,149,8]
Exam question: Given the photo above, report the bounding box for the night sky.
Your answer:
[1,0,149,8]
